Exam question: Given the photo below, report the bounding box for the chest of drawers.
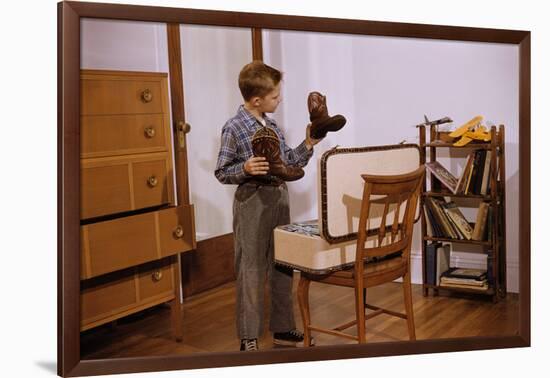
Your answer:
[79,70,195,337]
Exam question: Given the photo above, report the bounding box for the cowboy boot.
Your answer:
[252,127,305,181]
[307,91,347,139]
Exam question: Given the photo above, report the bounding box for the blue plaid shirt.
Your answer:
[215,105,313,185]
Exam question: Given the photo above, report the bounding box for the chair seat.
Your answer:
[331,255,406,279]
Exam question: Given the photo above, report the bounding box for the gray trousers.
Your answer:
[233,182,296,339]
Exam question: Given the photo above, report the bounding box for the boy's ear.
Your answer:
[251,96,262,107]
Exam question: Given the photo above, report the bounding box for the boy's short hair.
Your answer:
[238,61,282,101]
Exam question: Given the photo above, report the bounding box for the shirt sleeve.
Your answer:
[214,126,249,185]
[279,132,314,168]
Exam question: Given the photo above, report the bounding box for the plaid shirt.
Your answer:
[215,105,313,185]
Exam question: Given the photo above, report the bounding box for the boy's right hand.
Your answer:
[244,156,270,176]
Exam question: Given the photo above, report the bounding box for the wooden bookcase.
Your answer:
[418,124,506,302]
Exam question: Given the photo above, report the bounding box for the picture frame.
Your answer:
[58,1,530,376]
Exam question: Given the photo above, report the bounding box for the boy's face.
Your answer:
[256,83,282,114]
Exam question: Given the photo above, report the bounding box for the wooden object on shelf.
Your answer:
[79,70,196,339]
[418,123,506,301]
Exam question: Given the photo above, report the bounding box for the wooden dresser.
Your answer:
[79,70,195,339]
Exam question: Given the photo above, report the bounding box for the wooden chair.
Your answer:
[297,166,425,345]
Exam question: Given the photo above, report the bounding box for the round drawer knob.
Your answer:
[173,225,184,238]
[144,127,156,138]
[147,176,158,187]
[152,270,163,282]
[141,89,153,103]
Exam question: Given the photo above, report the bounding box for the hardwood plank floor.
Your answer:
[81,273,518,359]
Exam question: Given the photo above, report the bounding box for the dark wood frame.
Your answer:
[58,1,530,376]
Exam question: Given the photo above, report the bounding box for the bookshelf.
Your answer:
[419,124,506,302]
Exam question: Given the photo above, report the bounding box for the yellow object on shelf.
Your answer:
[453,135,473,147]
[449,115,483,138]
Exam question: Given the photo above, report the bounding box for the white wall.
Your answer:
[263,30,519,292]
[179,25,252,241]
[81,18,169,72]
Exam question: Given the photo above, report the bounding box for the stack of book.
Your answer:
[424,197,474,240]
[425,149,492,195]
[439,268,489,291]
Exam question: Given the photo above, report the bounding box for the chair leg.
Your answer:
[402,272,416,341]
[297,274,312,347]
[355,284,366,343]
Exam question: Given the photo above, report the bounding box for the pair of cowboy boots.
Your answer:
[307,91,347,139]
[251,92,346,182]
[251,127,304,181]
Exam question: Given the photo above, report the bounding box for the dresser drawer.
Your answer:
[81,205,195,279]
[138,258,175,302]
[81,114,169,158]
[81,73,165,115]
[80,258,177,331]
[80,268,138,330]
[81,153,174,219]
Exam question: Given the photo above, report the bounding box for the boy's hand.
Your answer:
[305,123,323,150]
[244,156,269,175]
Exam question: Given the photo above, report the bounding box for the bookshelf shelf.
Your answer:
[423,191,492,200]
[419,124,507,302]
[423,236,492,246]
[424,142,493,149]
[424,284,495,296]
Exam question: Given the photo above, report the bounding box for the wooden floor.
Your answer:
[81,273,519,359]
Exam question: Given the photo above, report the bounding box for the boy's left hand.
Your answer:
[305,124,323,150]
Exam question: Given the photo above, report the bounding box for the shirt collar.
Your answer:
[238,105,277,131]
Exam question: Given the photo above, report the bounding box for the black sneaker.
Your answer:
[273,329,314,346]
[240,338,258,351]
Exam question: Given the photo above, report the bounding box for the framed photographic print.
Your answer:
[58,1,530,376]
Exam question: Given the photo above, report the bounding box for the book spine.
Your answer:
[464,151,475,194]
[426,199,446,238]
[472,202,488,241]
[457,152,474,194]
[425,242,440,285]
[442,205,465,239]
[433,198,459,239]
[480,150,492,195]
[473,150,487,194]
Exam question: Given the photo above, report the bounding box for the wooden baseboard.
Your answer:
[181,233,235,298]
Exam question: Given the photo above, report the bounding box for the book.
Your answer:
[473,150,487,194]
[423,206,434,237]
[464,150,480,194]
[456,152,475,194]
[425,242,442,285]
[432,198,460,239]
[472,202,490,241]
[439,281,489,291]
[442,201,474,240]
[440,277,487,286]
[442,267,487,280]
[441,199,465,240]
[425,161,460,194]
[480,150,492,195]
[467,150,483,194]
[435,244,451,284]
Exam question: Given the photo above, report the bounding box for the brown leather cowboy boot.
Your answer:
[307,91,347,139]
[251,127,305,181]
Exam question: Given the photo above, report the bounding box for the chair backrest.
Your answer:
[355,166,425,266]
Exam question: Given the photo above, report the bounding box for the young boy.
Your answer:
[215,61,322,351]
